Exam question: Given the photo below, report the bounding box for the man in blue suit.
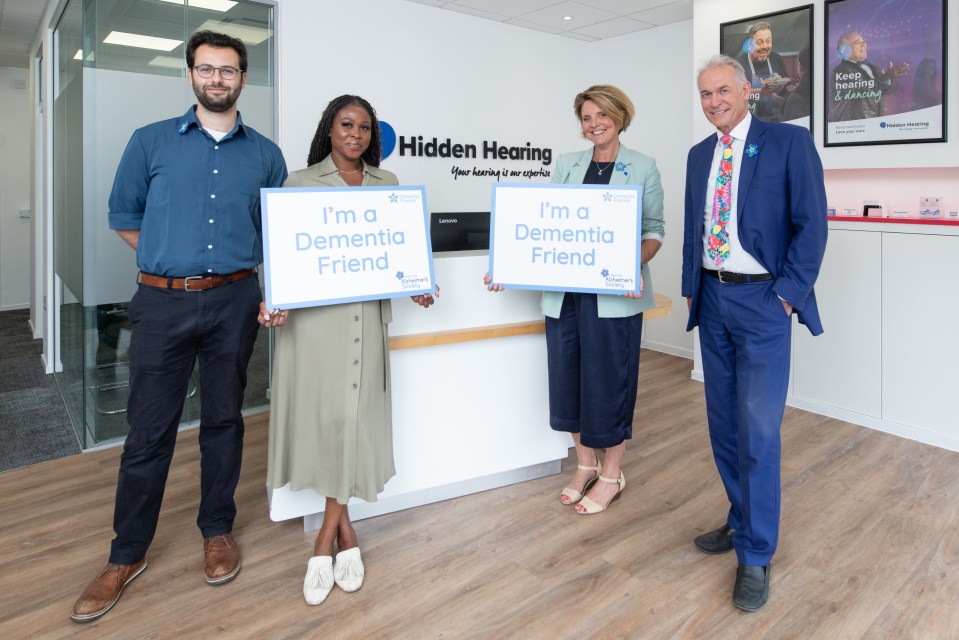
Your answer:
[682,55,827,611]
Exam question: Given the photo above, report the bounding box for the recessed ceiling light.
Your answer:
[103,31,183,51]
[155,0,238,11]
[148,55,186,70]
[195,19,272,45]
[563,16,572,21]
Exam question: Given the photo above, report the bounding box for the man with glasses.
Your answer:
[71,30,287,623]
[831,31,910,121]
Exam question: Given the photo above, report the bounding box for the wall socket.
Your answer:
[18,209,31,219]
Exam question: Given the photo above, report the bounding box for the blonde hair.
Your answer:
[573,85,635,136]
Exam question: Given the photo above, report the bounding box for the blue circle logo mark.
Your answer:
[880,121,887,128]
[380,120,397,160]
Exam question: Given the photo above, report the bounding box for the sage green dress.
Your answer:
[266,155,398,504]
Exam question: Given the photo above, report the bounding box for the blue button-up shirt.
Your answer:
[108,106,288,277]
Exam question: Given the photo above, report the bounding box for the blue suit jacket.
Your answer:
[681,118,828,335]
[542,144,665,318]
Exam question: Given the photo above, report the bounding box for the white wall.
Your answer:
[277,0,696,357]
[692,0,959,170]
[25,0,699,361]
[591,21,695,358]
[0,66,33,311]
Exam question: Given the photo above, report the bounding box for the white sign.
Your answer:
[261,186,435,309]
[489,183,643,294]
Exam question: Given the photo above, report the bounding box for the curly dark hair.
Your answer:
[306,95,382,168]
[186,30,248,73]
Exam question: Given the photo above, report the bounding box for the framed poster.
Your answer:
[489,183,643,295]
[260,186,435,310]
[720,5,814,132]
[825,0,946,146]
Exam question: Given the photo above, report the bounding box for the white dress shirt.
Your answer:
[701,113,767,274]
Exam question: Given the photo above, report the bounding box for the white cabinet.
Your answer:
[793,229,882,418]
[881,233,959,439]
[790,221,959,451]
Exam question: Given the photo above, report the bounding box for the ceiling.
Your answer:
[405,0,693,41]
[0,0,694,69]
[0,0,45,68]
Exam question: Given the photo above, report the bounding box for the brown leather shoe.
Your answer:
[204,533,240,585]
[70,559,147,622]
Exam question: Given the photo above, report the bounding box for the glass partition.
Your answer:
[52,0,276,448]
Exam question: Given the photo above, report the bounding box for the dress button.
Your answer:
[209,219,214,223]
[354,338,360,343]
[213,169,219,174]
[207,244,213,249]
[354,315,360,321]
[352,383,358,389]
[210,194,216,199]
[353,360,359,366]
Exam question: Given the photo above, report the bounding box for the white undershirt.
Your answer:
[204,127,229,142]
[701,113,767,274]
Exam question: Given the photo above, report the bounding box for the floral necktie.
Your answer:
[707,134,733,265]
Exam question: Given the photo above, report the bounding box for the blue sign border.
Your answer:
[261,185,435,309]
[488,182,644,295]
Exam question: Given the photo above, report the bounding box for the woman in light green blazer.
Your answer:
[544,85,665,514]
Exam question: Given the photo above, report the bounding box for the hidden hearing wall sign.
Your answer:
[824,0,946,146]
[720,5,814,133]
[380,120,554,183]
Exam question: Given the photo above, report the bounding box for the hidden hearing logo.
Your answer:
[381,121,397,160]
[879,121,930,131]
[376,119,552,166]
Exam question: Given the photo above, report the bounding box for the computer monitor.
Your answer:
[429,211,490,252]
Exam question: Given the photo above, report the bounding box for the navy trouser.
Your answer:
[545,292,643,449]
[698,274,792,567]
[109,276,261,564]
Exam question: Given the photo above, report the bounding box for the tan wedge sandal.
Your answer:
[575,471,626,514]
[559,461,602,505]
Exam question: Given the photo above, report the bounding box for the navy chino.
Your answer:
[109,275,261,564]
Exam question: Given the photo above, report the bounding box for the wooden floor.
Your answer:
[2,351,958,639]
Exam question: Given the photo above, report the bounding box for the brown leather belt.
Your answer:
[138,269,255,291]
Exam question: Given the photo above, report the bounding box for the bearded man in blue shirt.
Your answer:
[71,30,287,623]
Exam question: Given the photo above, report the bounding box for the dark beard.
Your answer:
[193,82,239,113]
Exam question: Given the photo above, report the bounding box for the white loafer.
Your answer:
[333,547,364,593]
[303,556,334,605]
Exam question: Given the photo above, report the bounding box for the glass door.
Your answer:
[51,0,277,448]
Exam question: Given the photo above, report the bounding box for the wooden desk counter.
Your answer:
[389,292,673,351]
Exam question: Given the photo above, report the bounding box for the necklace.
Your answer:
[593,160,614,176]
[337,166,363,175]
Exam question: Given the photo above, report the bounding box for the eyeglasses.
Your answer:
[191,64,241,80]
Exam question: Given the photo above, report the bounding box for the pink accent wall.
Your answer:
[825,167,959,218]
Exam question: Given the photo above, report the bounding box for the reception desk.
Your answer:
[268,253,567,527]
[268,253,672,528]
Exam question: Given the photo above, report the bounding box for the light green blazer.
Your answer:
[541,144,665,318]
